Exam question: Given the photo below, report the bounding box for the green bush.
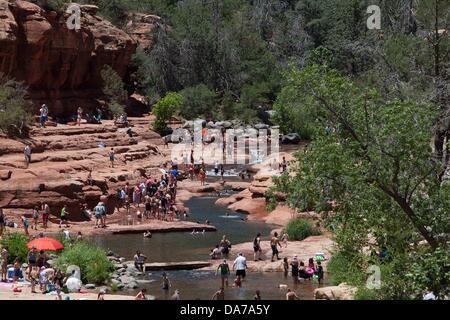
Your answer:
[283,219,321,241]
[54,241,114,285]
[108,100,125,117]
[326,251,367,286]
[152,92,183,134]
[0,232,29,264]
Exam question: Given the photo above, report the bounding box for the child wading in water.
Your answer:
[162,272,171,290]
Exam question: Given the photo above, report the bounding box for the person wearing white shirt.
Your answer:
[24,144,32,168]
[233,253,247,279]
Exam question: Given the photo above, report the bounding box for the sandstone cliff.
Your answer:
[0,0,137,118]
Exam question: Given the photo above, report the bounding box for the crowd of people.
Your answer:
[207,230,325,300]
[0,236,85,300]
[113,163,181,223]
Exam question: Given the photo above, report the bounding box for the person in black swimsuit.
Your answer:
[0,209,5,238]
[253,233,262,261]
[291,256,299,283]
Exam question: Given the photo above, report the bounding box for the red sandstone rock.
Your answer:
[228,198,268,216]
[0,0,137,117]
[0,170,12,180]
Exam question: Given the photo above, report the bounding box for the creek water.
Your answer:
[91,196,329,300]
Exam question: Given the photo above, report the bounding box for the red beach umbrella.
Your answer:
[27,237,64,251]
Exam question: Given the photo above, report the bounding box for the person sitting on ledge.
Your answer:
[134,251,147,272]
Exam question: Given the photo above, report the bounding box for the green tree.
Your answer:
[100,65,128,117]
[179,84,216,120]
[0,232,29,264]
[270,64,449,299]
[0,73,32,136]
[152,92,183,134]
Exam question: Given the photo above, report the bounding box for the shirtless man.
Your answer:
[286,288,300,300]
[270,232,282,262]
[212,287,225,300]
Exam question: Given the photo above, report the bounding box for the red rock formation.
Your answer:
[125,13,161,51]
[0,0,137,117]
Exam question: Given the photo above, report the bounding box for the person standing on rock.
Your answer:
[39,104,48,128]
[199,167,206,186]
[253,233,263,261]
[32,206,39,230]
[270,232,282,262]
[94,202,103,228]
[133,185,141,208]
[59,205,69,228]
[281,232,289,248]
[27,246,38,280]
[108,148,115,168]
[100,202,107,228]
[77,107,83,126]
[21,215,30,236]
[24,144,32,169]
[220,235,231,257]
[42,203,50,229]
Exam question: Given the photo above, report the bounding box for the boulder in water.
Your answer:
[254,123,269,130]
[282,133,301,144]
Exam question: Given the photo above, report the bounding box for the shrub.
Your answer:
[283,219,320,241]
[0,73,32,136]
[0,232,29,264]
[54,241,114,285]
[326,251,367,286]
[110,282,119,293]
[108,100,125,117]
[101,65,128,104]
